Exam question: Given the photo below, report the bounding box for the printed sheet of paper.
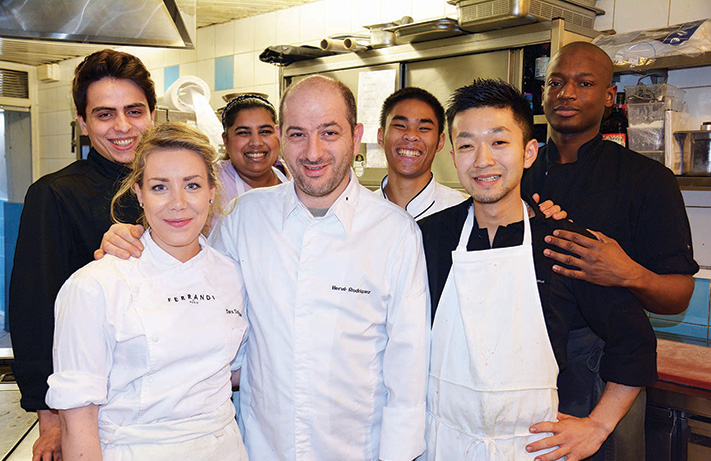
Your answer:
[365,143,387,169]
[357,69,397,144]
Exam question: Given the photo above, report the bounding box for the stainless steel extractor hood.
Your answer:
[0,0,195,49]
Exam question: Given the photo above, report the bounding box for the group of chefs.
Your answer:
[8,40,698,461]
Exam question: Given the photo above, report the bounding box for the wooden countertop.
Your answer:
[656,338,711,391]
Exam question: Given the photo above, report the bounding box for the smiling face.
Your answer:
[543,44,616,143]
[134,148,216,262]
[78,77,154,165]
[222,107,280,184]
[278,79,363,209]
[378,98,445,182]
[451,106,538,208]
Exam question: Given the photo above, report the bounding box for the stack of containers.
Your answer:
[626,83,689,174]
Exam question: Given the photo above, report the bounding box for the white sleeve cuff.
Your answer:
[46,371,108,409]
[379,403,426,461]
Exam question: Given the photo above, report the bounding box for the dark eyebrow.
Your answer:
[391,115,435,125]
[234,124,274,131]
[90,106,116,114]
[455,126,511,139]
[90,102,147,115]
[285,121,340,133]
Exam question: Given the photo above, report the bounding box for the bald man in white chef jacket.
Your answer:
[98,75,430,461]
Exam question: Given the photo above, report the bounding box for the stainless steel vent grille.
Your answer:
[459,0,514,22]
[454,0,597,32]
[530,0,594,28]
[0,68,29,99]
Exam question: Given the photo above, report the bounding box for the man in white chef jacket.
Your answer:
[99,75,430,461]
[418,79,657,460]
[375,87,465,220]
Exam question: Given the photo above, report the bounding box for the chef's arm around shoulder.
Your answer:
[59,404,101,461]
[527,383,641,461]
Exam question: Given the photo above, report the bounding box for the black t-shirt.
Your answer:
[522,135,698,277]
[418,196,657,387]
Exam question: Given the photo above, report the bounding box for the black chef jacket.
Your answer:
[522,135,698,278]
[9,148,142,411]
[418,196,658,388]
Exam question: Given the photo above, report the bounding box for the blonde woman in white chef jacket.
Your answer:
[46,122,249,460]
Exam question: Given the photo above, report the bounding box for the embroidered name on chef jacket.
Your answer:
[331,285,371,295]
[167,293,217,304]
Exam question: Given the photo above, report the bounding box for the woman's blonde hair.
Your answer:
[111,122,222,235]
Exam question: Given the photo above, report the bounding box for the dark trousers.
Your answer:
[558,327,646,461]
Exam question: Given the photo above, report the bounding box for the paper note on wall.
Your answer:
[357,69,397,144]
[365,143,387,169]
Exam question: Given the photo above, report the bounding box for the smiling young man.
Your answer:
[9,49,155,461]
[418,79,657,461]
[521,42,698,460]
[376,87,465,220]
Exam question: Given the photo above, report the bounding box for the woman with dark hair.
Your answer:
[219,94,288,208]
[46,123,249,460]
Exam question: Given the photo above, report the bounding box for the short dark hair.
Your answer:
[380,87,445,135]
[221,94,276,132]
[279,75,357,131]
[73,49,156,119]
[446,78,533,143]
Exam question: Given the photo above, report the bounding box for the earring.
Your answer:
[209,199,213,204]
[139,202,144,208]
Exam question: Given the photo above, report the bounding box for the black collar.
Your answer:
[544,134,604,169]
[86,148,132,181]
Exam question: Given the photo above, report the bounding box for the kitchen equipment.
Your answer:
[626,82,689,173]
[387,18,464,44]
[364,16,413,49]
[675,122,711,176]
[449,0,602,33]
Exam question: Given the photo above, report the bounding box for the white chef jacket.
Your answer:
[47,232,249,453]
[377,174,466,220]
[217,159,288,208]
[210,171,430,461]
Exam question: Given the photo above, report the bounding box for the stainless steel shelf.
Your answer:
[677,176,711,191]
[613,52,711,74]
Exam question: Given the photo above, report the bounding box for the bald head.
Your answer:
[279,75,357,132]
[549,42,614,87]
[543,41,618,146]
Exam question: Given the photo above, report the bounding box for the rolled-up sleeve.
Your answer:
[379,224,430,461]
[46,272,114,410]
[573,281,657,387]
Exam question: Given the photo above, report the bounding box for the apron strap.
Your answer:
[456,200,532,251]
[463,436,505,461]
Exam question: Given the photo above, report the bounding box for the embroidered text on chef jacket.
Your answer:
[210,172,430,461]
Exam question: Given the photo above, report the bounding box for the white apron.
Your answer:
[425,201,559,460]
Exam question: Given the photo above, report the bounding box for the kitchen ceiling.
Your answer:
[0,0,316,67]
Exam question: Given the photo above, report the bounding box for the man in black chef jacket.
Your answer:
[9,49,155,461]
[521,42,699,460]
[419,79,657,460]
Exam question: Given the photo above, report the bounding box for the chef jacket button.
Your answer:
[152,336,159,342]
[148,377,154,383]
